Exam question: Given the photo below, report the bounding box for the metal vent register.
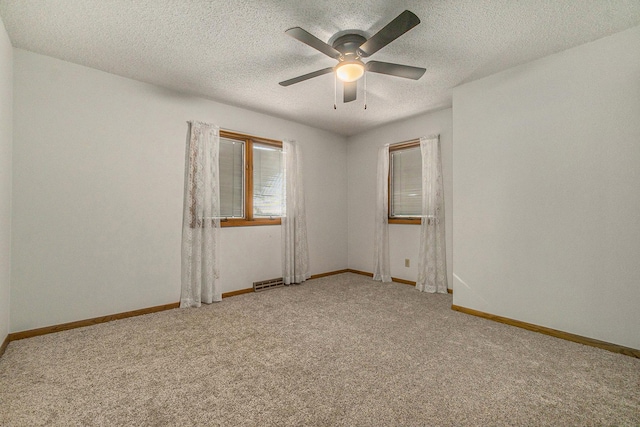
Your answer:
[253,277,284,292]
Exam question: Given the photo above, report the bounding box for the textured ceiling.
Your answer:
[1,0,640,136]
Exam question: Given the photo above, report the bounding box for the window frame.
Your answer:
[388,140,421,225]
[219,130,283,227]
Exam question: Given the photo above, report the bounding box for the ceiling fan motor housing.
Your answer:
[332,33,367,60]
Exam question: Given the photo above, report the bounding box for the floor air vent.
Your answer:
[253,277,284,292]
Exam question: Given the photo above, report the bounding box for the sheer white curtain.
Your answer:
[416,135,448,293]
[282,140,310,284]
[180,121,222,307]
[373,145,391,282]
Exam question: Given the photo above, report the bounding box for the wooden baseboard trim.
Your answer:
[3,268,450,349]
[391,276,416,285]
[310,269,350,280]
[6,290,254,344]
[346,268,374,278]
[222,288,253,298]
[222,270,351,298]
[8,302,180,342]
[2,269,351,347]
[0,334,9,357]
[346,269,453,293]
[451,304,640,359]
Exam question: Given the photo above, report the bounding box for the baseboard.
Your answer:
[223,269,350,297]
[3,268,352,347]
[0,334,9,357]
[346,269,453,294]
[451,305,640,359]
[4,268,447,347]
[347,269,374,278]
[9,302,181,342]
[310,269,350,279]
[222,288,254,298]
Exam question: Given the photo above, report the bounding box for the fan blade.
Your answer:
[344,81,357,103]
[279,67,334,87]
[366,61,426,80]
[358,10,420,57]
[285,27,341,59]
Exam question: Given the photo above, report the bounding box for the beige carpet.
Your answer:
[1,273,638,426]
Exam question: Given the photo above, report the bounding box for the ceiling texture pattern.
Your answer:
[1,0,640,136]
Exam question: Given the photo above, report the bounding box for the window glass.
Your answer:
[253,143,284,217]
[390,146,422,217]
[219,137,244,218]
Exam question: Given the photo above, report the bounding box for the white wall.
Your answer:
[347,109,453,287]
[453,25,640,349]
[11,49,347,333]
[0,18,12,342]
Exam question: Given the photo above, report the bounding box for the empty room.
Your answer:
[1,1,639,425]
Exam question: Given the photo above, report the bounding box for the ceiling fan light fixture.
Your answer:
[335,60,365,82]
[280,10,425,103]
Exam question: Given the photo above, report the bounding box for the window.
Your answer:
[219,130,284,227]
[389,141,421,224]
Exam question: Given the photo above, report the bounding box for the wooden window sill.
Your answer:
[221,218,282,227]
[389,218,421,225]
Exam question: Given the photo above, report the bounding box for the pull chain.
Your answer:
[334,73,337,110]
[364,71,367,110]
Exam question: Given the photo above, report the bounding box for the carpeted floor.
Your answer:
[0,273,638,426]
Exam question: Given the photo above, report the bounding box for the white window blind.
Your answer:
[219,137,244,218]
[390,146,422,217]
[253,143,284,217]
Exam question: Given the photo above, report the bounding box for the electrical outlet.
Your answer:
[405,259,410,267]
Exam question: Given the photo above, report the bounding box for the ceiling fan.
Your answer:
[279,10,426,104]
